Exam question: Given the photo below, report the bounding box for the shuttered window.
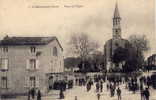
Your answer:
[0,58,8,70]
[30,59,36,70]
[3,47,8,53]
[25,76,39,88]
[30,76,36,88]
[1,77,7,89]
[30,46,36,53]
[36,77,39,88]
[24,77,29,88]
[26,59,39,70]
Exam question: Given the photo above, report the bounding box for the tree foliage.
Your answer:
[128,34,150,53]
[112,47,129,64]
[67,33,100,73]
[111,34,149,72]
[64,57,81,68]
[128,34,150,69]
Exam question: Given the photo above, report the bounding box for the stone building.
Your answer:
[104,3,130,71]
[0,36,64,95]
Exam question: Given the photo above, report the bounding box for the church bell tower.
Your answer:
[113,2,121,39]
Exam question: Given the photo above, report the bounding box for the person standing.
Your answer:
[116,87,121,100]
[97,93,101,100]
[75,96,78,100]
[31,88,36,99]
[59,89,64,99]
[140,89,144,100]
[100,81,103,92]
[86,83,91,92]
[106,83,109,91]
[112,84,115,97]
[140,82,143,91]
[110,83,113,97]
[144,88,150,100]
[96,82,100,92]
[37,90,41,100]
[28,90,30,100]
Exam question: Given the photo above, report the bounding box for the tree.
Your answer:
[88,51,104,72]
[64,57,81,69]
[68,33,99,60]
[111,41,144,72]
[112,47,128,64]
[111,46,130,72]
[68,33,99,72]
[128,34,150,69]
[128,35,149,53]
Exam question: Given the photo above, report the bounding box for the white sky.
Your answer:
[0,0,155,58]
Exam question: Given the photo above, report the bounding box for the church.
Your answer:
[104,3,130,72]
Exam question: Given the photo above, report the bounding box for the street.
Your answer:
[2,81,156,100]
[2,72,156,100]
[41,82,156,100]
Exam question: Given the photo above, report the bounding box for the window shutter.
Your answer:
[27,77,30,87]
[36,60,39,69]
[4,59,8,70]
[36,77,39,88]
[24,77,29,88]
[6,77,9,89]
[24,77,27,87]
[26,59,30,70]
[0,59,2,69]
[24,77,26,87]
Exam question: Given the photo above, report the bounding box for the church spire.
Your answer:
[112,2,122,39]
[114,2,120,18]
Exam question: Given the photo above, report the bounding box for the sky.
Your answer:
[0,0,155,58]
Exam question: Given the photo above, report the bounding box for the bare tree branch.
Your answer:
[68,33,99,60]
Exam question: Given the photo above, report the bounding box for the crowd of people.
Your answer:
[83,74,151,100]
[27,74,153,100]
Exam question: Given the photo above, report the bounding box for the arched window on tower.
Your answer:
[53,47,58,56]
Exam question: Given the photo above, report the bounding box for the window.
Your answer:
[3,47,8,53]
[30,76,36,88]
[1,77,7,89]
[27,59,39,70]
[0,58,8,70]
[30,46,36,53]
[53,47,58,56]
[25,76,39,88]
[30,59,36,70]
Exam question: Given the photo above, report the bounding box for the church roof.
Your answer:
[114,2,120,18]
